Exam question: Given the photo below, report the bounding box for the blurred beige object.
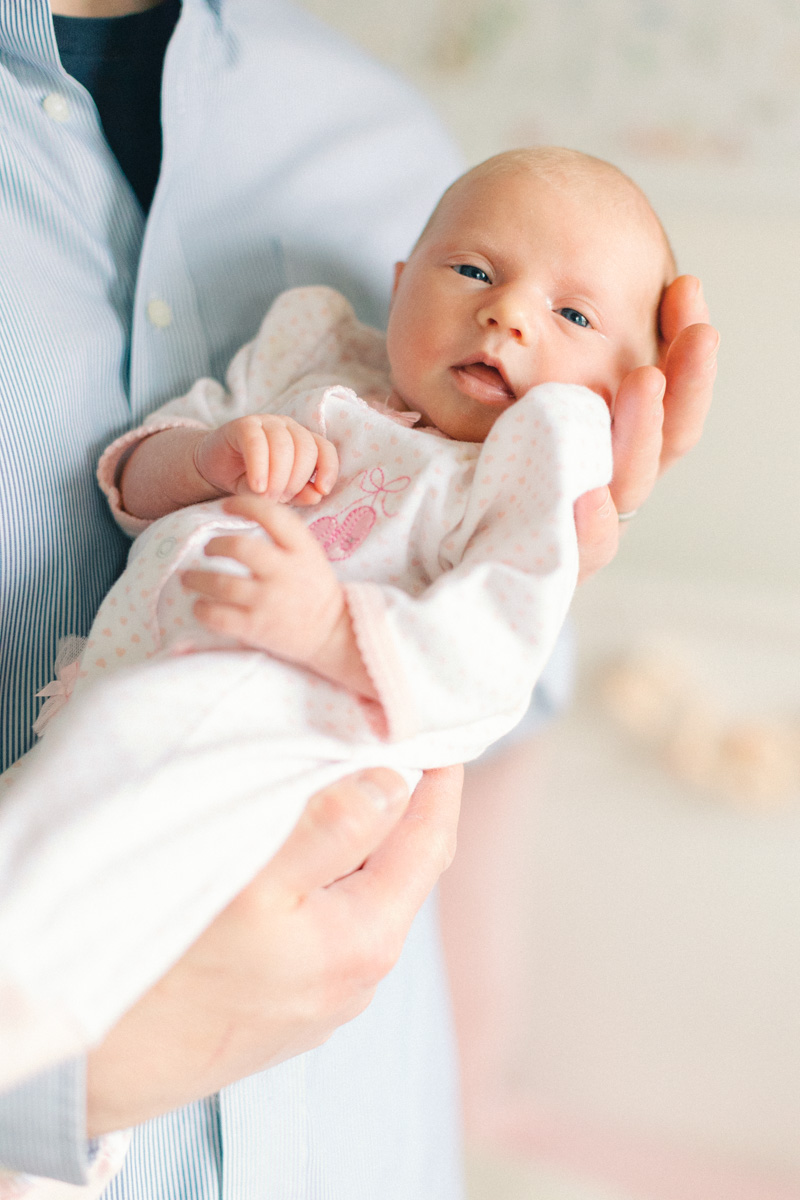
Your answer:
[602,647,800,807]
[663,693,726,792]
[601,647,694,742]
[715,721,799,807]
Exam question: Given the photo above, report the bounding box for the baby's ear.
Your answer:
[390,261,406,302]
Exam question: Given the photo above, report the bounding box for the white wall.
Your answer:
[296,5,800,1193]
[617,204,800,595]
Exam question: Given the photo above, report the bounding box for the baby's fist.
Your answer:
[194,415,338,505]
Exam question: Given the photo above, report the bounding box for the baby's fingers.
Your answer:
[281,426,326,502]
[262,422,296,500]
[291,482,325,507]
[191,599,255,642]
[310,435,338,496]
[222,495,321,556]
[232,417,270,494]
[203,531,276,579]
[181,567,261,609]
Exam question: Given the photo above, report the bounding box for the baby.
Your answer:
[0,147,673,1079]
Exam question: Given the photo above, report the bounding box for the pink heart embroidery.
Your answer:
[310,506,376,560]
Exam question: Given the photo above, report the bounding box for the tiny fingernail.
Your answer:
[354,771,406,811]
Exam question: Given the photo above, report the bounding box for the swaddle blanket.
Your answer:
[0,288,611,1085]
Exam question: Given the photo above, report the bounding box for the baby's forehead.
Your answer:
[438,161,669,289]
[443,160,647,234]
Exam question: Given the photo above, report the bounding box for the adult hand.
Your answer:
[86,763,461,1136]
[575,274,719,581]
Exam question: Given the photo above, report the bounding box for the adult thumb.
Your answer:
[261,768,410,897]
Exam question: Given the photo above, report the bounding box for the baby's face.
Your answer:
[386,167,669,442]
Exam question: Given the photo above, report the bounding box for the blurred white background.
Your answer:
[300,0,800,597]
[296,4,800,1197]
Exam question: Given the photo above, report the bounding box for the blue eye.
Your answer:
[453,264,490,283]
[558,307,590,328]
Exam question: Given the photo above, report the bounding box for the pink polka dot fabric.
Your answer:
[0,288,611,1064]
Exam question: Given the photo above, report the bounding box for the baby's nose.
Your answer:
[477,291,530,342]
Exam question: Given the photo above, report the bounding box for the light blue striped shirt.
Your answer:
[0,1,465,1194]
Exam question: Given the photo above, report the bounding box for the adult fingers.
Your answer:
[261,768,411,901]
[340,766,462,930]
[609,364,665,515]
[658,275,710,347]
[658,276,718,473]
[574,486,619,584]
[660,322,719,472]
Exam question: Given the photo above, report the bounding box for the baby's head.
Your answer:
[386,147,675,442]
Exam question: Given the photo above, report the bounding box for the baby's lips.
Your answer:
[452,361,515,402]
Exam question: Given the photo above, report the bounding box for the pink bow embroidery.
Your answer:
[33,654,82,735]
[358,467,410,517]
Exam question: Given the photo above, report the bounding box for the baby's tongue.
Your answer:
[461,362,511,393]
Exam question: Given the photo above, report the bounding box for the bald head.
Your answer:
[416,146,675,285]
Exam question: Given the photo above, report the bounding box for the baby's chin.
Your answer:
[382,386,425,418]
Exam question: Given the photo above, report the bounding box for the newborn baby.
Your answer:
[0,147,673,1078]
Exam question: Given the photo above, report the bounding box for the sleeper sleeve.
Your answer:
[344,384,612,750]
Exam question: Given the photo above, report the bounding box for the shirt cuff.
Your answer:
[0,1058,90,1182]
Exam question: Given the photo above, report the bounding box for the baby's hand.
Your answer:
[182,496,346,668]
[193,415,338,506]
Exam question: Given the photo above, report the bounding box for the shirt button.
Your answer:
[146,298,173,328]
[42,92,71,122]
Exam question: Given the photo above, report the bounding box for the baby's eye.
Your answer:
[453,264,490,283]
[557,307,591,328]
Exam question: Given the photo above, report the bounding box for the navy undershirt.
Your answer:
[53,0,181,214]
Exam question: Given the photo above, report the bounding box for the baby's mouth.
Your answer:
[451,360,515,405]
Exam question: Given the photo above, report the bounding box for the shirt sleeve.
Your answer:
[0,1058,88,1180]
[0,1061,131,1195]
[344,384,613,748]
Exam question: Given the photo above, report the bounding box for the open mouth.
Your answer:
[451,359,515,405]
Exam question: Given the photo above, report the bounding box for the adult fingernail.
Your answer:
[354,770,407,812]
